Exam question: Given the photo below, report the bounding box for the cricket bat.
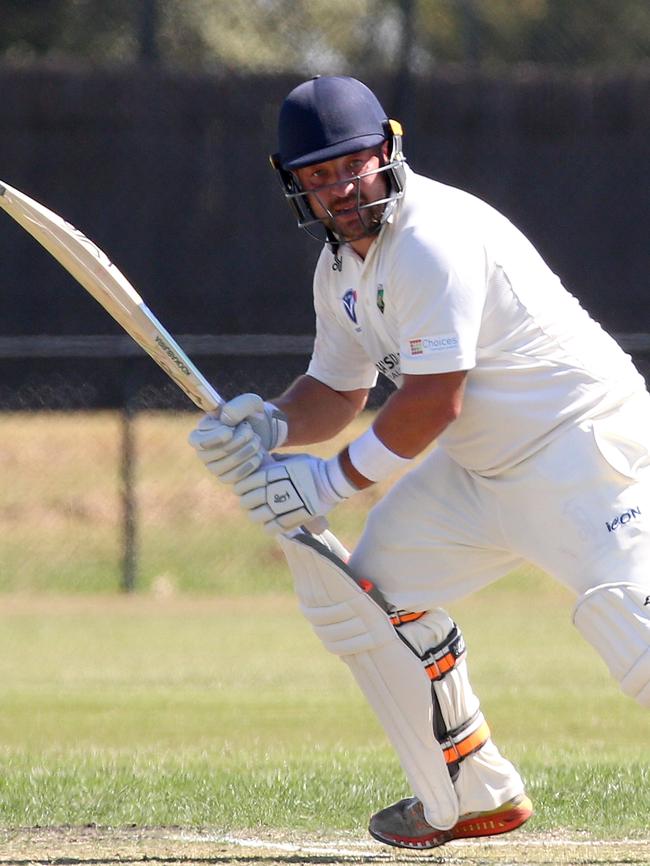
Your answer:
[0,179,332,537]
[0,179,224,414]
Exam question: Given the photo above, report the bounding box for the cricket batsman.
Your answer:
[189,75,650,849]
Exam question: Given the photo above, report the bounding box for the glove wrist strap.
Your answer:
[324,454,359,500]
[263,401,289,449]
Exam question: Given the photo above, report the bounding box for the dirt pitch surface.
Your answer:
[0,827,647,866]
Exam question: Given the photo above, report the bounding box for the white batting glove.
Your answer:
[233,453,358,535]
[188,393,288,485]
[228,394,289,452]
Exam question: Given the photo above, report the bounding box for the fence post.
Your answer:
[457,0,482,66]
[120,403,138,592]
[138,0,160,64]
[391,0,418,135]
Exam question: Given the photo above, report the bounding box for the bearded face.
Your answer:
[293,146,393,244]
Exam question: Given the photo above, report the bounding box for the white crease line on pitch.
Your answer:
[175,833,384,857]
[173,831,649,853]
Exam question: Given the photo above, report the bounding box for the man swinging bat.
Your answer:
[189,75,650,849]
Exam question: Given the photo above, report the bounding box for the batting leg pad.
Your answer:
[277,530,459,830]
[573,582,650,707]
[397,611,525,815]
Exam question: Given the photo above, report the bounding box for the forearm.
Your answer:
[372,384,460,457]
[339,392,451,490]
[339,370,467,489]
[272,374,368,446]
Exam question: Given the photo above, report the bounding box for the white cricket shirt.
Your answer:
[306,166,646,475]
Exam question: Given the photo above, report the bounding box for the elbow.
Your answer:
[448,393,463,424]
[445,372,467,425]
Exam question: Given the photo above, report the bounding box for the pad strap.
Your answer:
[396,615,484,772]
[422,624,466,681]
[389,610,427,627]
[441,712,491,765]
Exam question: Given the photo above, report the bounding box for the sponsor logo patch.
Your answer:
[606,506,641,532]
[409,334,459,356]
[342,289,358,324]
[376,352,401,381]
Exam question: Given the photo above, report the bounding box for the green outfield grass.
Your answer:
[0,590,647,836]
[0,410,648,840]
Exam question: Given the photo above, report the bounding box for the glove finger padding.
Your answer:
[189,393,271,486]
[190,420,264,483]
[192,420,256,458]
[234,462,316,533]
[238,484,270,511]
[219,393,265,426]
[221,393,288,452]
[204,445,265,484]
[188,414,235,450]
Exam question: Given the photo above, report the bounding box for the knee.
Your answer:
[573,582,650,707]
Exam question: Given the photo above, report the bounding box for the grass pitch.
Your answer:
[0,591,647,840]
[2,826,649,866]
[0,410,648,862]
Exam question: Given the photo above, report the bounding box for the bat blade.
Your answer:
[0,180,223,413]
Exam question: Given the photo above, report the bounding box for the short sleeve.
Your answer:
[392,229,487,375]
[306,252,378,391]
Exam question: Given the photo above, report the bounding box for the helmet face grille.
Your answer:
[287,162,400,244]
[274,152,406,247]
[272,76,407,248]
[278,76,389,170]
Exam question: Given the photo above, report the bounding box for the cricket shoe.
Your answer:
[368,792,533,850]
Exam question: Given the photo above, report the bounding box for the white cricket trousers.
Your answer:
[348,396,650,815]
[350,396,650,612]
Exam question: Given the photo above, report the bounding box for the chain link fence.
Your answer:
[2,338,649,595]
[1,0,649,593]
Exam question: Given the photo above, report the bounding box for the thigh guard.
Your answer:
[277,529,459,830]
[573,582,650,706]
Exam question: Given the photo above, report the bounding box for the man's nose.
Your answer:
[331,175,355,197]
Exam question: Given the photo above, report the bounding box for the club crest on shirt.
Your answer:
[342,289,358,324]
[376,284,385,314]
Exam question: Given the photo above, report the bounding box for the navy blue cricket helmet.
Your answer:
[270,75,406,246]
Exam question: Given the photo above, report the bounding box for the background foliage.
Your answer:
[1,0,649,71]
